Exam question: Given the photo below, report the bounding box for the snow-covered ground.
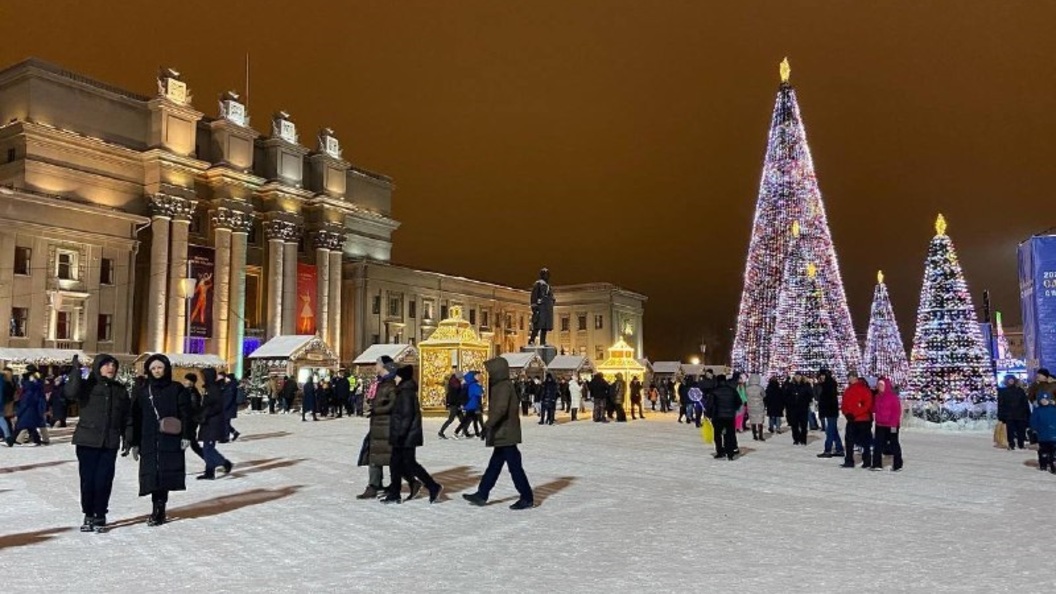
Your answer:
[1,410,1050,593]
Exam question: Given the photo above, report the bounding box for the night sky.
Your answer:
[3,1,1055,360]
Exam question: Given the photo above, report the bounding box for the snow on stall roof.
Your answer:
[166,354,227,368]
[353,344,414,365]
[680,364,705,376]
[547,355,590,371]
[501,352,542,369]
[248,335,317,359]
[652,361,682,374]
[0,347,89,364]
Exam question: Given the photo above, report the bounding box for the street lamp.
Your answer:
[689,356,701,366]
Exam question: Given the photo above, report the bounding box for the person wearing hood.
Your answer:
[590,373,611,423]
[815,370,844,458]
[745,374,766,442]
[871,378,903,471]
[14,365,47,445]
[784,373,814,446]
[569,377,583,421]
[677,376,693,424]
[50,375,69,428]
[1029,389,1056,473]
[1028,368,1056,405]
[706,375,742,460]
[997,373,1031,451]
[463,356,534,510]
[359,357,398,499]
[764,377,785,434]
[182,373,206,463]
[301,375,318,422]
[455,370,485,439]
[64,354,132,532]
[539,373,558,426]
[383,365,443,504]
[128,354,193,526]
[196,368,234,480]
[221,373,241,441]
[630,376,645,420]
[611,373,627,422]
[840,373,874,469]
[438,369,465,439]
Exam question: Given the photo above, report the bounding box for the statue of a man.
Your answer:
[528,268,555,346]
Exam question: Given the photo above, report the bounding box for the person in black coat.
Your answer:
[383,365,442,504]
[539,373,558,426]
[221,373,241,440]
[196,368,233,480]
[706,375,742,460]
[301,376,317,422]
[589,373,610,423]
[64,354,131,533]
[129,354,193,527]
[815,370,844,457]
[764,377,785,433]
[182,373,206,463]
[784,373,814,446]
[280,375,296,414]
[997,374,1032,450]
[334,370,352,417]
[677,377,694,424]
[439,371,465,439]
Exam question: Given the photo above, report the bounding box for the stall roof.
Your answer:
[353,344,416,365]
[248,335,317,359]
[547,355,593,371]
[680,364,705,376]
[501,352,544,370]
[0,348,89,364]
[652,361,682,375]
[135,353,227,369]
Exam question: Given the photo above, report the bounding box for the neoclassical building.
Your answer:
[0,59,644,374]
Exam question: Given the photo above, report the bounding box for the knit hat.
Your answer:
[378,355,394,365]
[185,373,198,384]
[1037,368,1051,379]
[396,365,414,382]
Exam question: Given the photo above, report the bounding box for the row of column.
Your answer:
[146,194,196,354]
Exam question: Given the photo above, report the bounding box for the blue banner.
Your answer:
[1018,235,1056,375]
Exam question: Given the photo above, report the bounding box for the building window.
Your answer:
[408,300,417,319]
[596,348,605,361]
[594,315,604,330]
[97,314,113,342]
[14,247,31,276]
[578,315,587,331]
[505,313,512,328]
[561,316,570,332]
[372,296,381,315]
[56,250,77,280]
[440,304,449,320]
[245,269,262,328]
[482,311,489,328]
[100,258,115,285]
[469,309,476,325]
[10,307,28,337]
[5,148,15,163]
[189,213,204,236]
[56,311,72,340]
[388,295,402,317]
[423,301,435,320]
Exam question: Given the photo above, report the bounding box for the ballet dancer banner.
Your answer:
[187,245,215,338]
[297,262,318,335]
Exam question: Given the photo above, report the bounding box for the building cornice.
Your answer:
[0,185,149,229]
[0,58,150,106]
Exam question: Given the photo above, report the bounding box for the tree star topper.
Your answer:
[780,57,791,83]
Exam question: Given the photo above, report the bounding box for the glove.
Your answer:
[131,447,140,461]
[180,439,191,451]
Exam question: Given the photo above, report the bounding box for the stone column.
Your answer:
[315,247,330,342]
[211,223,232,359]
[282,240,298,334]
[166,218,191,354]
[264,220,298,340]
[329,249,343,358]
[227,213,252,378]
[146,214,170,353]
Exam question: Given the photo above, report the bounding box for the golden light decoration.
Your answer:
[418,306,491,410]
[791,220,800,238]
[779,57,791,83]
[877,269,884,284]
[596,338,647,412]
[806,262,817,278]
[935,213,947,236]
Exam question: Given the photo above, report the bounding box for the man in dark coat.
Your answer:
[528,268,555,346]
[706,375,743,460]
[438,370,465,439]
[197,368,233,480]
[64,354,131,532]
[590,373,610,423]
[334,370,352,418]
[998,374,1031,450]
[815,370,844,457]
[539,373,558,426]
[677,376,694,424]
[630,376,644,420]
[785,373,815,446]
[221,372,241,440]
[301,376,317,422]
[280,375,297,413]
[463,356,534,510]
[383,365,442,504]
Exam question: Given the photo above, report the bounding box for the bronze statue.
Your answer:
[528,268,555,346]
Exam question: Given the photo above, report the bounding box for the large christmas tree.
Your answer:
[731,58,860,376]
[862,270,910,388]
[907,214,996,401]
[789,263,848,380]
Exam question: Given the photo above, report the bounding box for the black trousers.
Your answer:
[476,445,533,503]
[614,405,627,422]
[844,421,873,466]
[872,426,903,469]
[151,490,169,504]
[1005,419,1027,449]
[540,404,555,425]
[455,411,481,436]
[76,446,118,517]
[521,400,531,416]
[790,413,809,444]
[389,447,437,496]
[439,407,464,435]
[631,400,644,419]
[1038,441,1055,470]
[713,418,738,456]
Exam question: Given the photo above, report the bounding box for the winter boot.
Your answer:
[406,479,422,501]
[428,483,444,504]
[93,515,108,533]
[80,514,95,533]
[222,460,234,475]
[147,503,166,527]
[356,486,378,500]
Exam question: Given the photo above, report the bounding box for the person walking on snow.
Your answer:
[1029,390,1056,474]
[998,373,1031,450]
[438,370,465,439]
[455,371,484,439]
[746,374,766,441]
[539,373,558,426]
[706,375,742,460]
[815,369,844,458]
[196,368,234,480]
[569,377,583,421]
[871,378,903,471]
[383,365,443,504]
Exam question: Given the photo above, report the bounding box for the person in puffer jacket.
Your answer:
[1029,390,1056,474]
[840,374,874,469]
[455,371,484,439]
[870,378,903,471]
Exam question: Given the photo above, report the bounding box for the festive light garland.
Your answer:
[906,215,996,402]
[862,270,910,388]
[732,59,860,376]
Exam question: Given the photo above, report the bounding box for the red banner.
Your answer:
[297,263,318,335]
[187,245,215,338]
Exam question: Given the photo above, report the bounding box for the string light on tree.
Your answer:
[907,214,996,402]
[862,270,910,388]
[731,57,860,376]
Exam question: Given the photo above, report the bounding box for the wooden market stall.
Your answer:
[651,361,683,383]
[247,335,339,385]
[595,339,647,411]
[500,352,547,380]
[545,355,595,381]
[418,306,490,410]
[351,344,418,381]
[131,353,228,392]
[0,348,90,374]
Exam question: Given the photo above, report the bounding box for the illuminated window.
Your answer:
[561,316,570,332]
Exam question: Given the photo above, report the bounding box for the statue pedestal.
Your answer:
[521,344,558,366]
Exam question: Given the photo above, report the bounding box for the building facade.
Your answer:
[0,59,645,373]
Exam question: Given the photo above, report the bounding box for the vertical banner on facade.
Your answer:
[1019,235,1056,374]
[187,245,216,338]
[297,262,318,335]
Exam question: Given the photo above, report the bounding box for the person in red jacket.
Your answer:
[840,373,874,469]
[871,378,903,471]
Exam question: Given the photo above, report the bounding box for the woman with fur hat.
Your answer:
[128,354,193,526]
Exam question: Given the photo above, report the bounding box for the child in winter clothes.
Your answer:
[1029,391,1056,474]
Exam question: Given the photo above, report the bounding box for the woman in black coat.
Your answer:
[302,377,317,422]
[129,354,193,527]
[196,368,233,480]
[764,377,785,434]
[383,365,442,504]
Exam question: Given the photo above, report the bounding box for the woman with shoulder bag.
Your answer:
[128,354,193,526]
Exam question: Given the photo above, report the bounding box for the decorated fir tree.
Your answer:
[732,58,860,375]
[787,263,848,380]
[767,221,811,376]
[907,214,996,401]
[862,270,910,388]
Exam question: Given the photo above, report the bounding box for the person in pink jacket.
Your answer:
[871,378,903,471]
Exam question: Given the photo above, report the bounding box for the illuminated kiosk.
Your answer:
[500,351,547,380]
[248,335,339,385]
[595,339,647,411]
[418,306,491,411]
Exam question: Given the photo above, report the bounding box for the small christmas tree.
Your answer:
[907,214,996,402]
[862,270,910,388]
